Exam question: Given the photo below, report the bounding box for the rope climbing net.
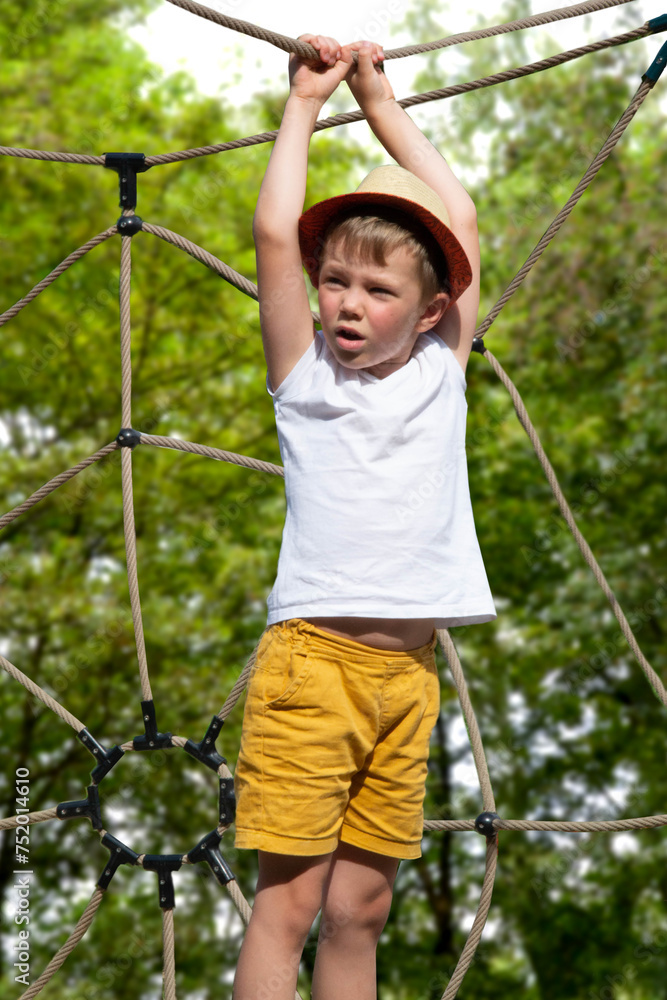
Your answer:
[1,1,667,997]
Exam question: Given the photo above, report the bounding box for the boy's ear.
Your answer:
[418,292,451,331]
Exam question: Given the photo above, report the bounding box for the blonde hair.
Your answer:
[320,211,451,302]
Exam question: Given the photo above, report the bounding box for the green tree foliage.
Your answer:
[1,1,666,999]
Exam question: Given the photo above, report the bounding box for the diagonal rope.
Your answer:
[441,837,498,1000]
[483,348,667,706]
[0,443,119,530]
[18,888,105,1000]
[144,24,654,165]
[163,0,638,62]
[118,232,152,703]
[437,630,496,814]
[0,655,85,732]
[218,642,261,721]
[475,75,654,338]
[138,435,283,478]
[0,230,117,327]
[0,807,59,831]
[142,224,259,299]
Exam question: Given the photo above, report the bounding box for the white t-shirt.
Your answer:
[266,330,496,629]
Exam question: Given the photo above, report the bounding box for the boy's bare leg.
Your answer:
[311,842,399,1000]
[233,851,332,1000]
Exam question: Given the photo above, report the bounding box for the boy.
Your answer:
[232,34,495,1000]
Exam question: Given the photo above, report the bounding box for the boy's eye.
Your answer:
[371,287,392,296]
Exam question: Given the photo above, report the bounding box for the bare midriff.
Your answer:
[304,617,435,652]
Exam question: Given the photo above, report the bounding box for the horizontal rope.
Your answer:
[0,443,119,531]
[163,0,638,62]
[1,655,85,732]
[0,807,59,831]
[145,24,651,165]
[424,814,667,833]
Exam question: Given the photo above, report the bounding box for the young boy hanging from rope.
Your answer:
[232,33,495,1000]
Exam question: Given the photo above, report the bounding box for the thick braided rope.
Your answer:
[441,837,498,1000]
[226,878,253,926]
[142,223,259,299]
[0,443,118,530]
[139,434,284,478]
[18,887,105,1000]
[437,630,496,814]
[0,146,104,164]
[118,233,152,703]
[0,655,85,731]
[163,0,637,62]
[163,909,177,1000]
[476,76,653,338]
[423,815,667,832]
[484,348,667,707]
[0,807,59,831]
[0,230,117,327]
[218,642,261,721]
[144,24,650,165]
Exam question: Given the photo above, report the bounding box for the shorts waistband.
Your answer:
[270,618,437,665]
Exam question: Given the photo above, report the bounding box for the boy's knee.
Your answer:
[321,881,393,942]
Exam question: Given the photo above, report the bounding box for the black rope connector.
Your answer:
[97,832,140,890]
[133,700,173,751]
[104,152,151,211]
[218,775,236,826]
[77,728,124,783]
[644,38,667,84]
[474,811,499,837]
[188,830,236,887]
[117,214,144,236]
[117,427,142,450]
[143,854,183,909]
[184,716,227,773]
[471,337,487,355]
[57,784,103,830]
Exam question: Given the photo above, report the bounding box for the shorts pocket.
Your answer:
[265,645,315,709]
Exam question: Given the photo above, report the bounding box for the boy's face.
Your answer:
[317,244,448,379]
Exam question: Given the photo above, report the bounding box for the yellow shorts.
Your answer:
[233,618,440,860]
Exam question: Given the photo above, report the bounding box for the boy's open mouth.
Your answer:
[335,327,364,349]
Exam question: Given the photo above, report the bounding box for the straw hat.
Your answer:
[298,165,472,302]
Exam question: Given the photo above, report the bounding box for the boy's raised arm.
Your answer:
[254,35,351,391]
[344,43,480,373]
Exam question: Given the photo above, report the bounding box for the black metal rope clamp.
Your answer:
[117,428,142,450]
[57,784,103,830]
[184,716,227,773]
[218,775,236,826]
[644,37,667,85]
[77,727,124,784]
[104,152,150,234]
[97,832,140,890]
[143,854,183,909]
[188,830,235,887]
[474,811,499,838]
[133,700,173,752]
[471,337,487,355]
